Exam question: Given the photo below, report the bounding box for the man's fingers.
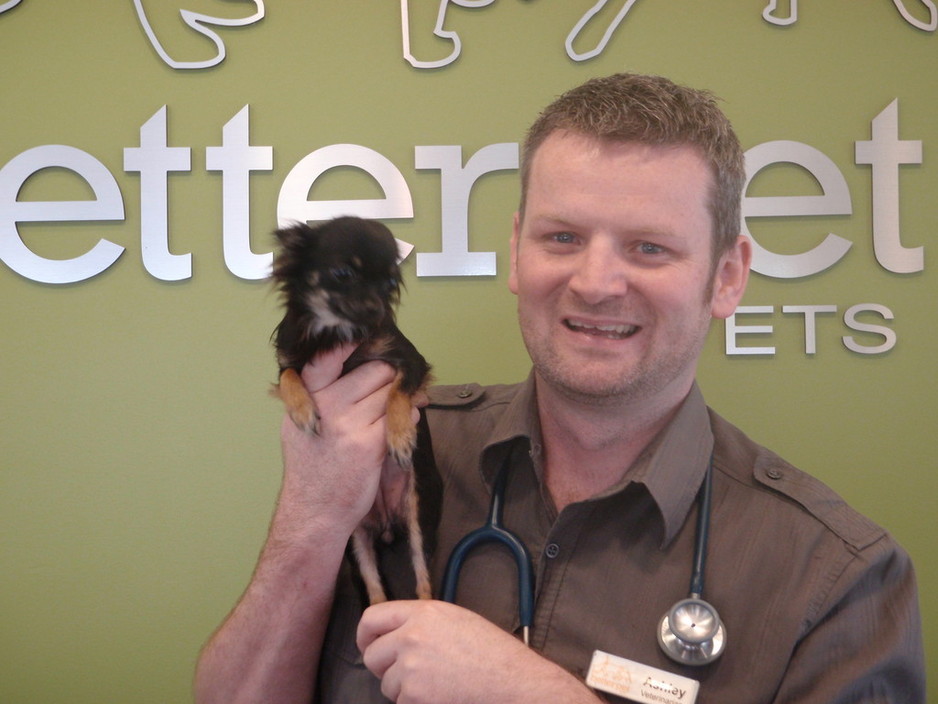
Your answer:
[356,600,414,655]
[299,344,357,393]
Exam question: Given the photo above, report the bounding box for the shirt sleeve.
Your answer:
[771,534,925,704]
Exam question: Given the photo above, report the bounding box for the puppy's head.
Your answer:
[272,217,402,342]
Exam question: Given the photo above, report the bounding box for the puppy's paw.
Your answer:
[275,369,321,434]
[289,397,321,435]
[415,574,433,600]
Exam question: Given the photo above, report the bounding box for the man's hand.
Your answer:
[278,345,399,540]
[356,600,602,704]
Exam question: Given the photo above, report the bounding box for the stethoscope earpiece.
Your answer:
[657,596,726,665]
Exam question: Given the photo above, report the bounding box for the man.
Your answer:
[194,74,925,703]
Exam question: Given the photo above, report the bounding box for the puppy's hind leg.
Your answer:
[404,480,432,600]
[384,371,432,599]
[351,526,387,605]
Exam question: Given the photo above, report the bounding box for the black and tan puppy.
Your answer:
[271,216,432,604]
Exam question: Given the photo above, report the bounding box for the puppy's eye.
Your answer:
[329,266,357,283]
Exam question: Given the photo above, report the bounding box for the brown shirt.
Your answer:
[316,377,925,703]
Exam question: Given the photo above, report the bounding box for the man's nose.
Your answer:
[567,239,628,304]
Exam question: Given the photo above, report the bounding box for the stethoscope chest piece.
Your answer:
[657,597,726,665]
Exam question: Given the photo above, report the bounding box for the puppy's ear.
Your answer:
[274,222,318,253]
[272,223,318,283]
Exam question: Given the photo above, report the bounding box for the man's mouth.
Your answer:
[564,319,639,340]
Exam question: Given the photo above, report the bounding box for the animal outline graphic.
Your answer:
[131,0,265,70]
[764,0,935,29]
[1,1,933,68]
[399,0,936,69]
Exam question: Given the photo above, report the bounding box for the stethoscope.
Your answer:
[441,454,536,645]
[441,453,725,666]
[656,459,726,665]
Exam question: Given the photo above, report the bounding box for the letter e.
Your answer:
[742,141,853,279]
[0,145,124,284]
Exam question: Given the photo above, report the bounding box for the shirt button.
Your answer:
[545,543,560,559]
[766,468,783,480]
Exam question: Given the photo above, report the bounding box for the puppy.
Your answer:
[271,216,433,604]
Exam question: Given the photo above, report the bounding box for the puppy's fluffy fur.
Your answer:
[271,216,432,603]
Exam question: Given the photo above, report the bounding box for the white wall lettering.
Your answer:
[742,141,853,279]
[725,305,776,356]
[782,304,838,354]
[725,303,897,356]
[206,105,274,281]
[124,106,193,281]
[0,145,125,284]
[843,303,897,354]
[0,107,519,283]
[742,98,924,279]
[855,100,925,274]
[276,143,415,266]
[0,98,925,369]
[414,143,518,277]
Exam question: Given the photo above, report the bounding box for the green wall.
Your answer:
[1,2,933,701]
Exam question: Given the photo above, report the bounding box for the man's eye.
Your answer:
[639,242,665,255]
[553,232,577,244]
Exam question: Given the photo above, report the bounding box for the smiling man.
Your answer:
[195,74,925,704]
[508,131,750,513]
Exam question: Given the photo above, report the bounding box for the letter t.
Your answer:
[855,99,924,274]
[124,106,192,281]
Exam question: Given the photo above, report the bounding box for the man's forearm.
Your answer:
[193,512,350,704]
[194,353,401,703]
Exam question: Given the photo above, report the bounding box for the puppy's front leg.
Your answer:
[385,371,418,468]
[276,367,320,434]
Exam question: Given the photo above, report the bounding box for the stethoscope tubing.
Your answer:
[658,459,726,665]
[441,460,535,644]
[689,458,712,599]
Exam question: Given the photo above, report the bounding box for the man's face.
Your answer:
[509,131,749,408]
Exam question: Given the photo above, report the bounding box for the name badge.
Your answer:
[586,650,699,704]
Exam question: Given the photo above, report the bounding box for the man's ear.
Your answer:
[710,235,752,319]
[508,212,521,295]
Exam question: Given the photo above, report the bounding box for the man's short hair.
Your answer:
[520,73,745,260]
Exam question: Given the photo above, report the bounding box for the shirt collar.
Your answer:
[479,371,543,484]
[625,383,714,546]
[479,374,713,547]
